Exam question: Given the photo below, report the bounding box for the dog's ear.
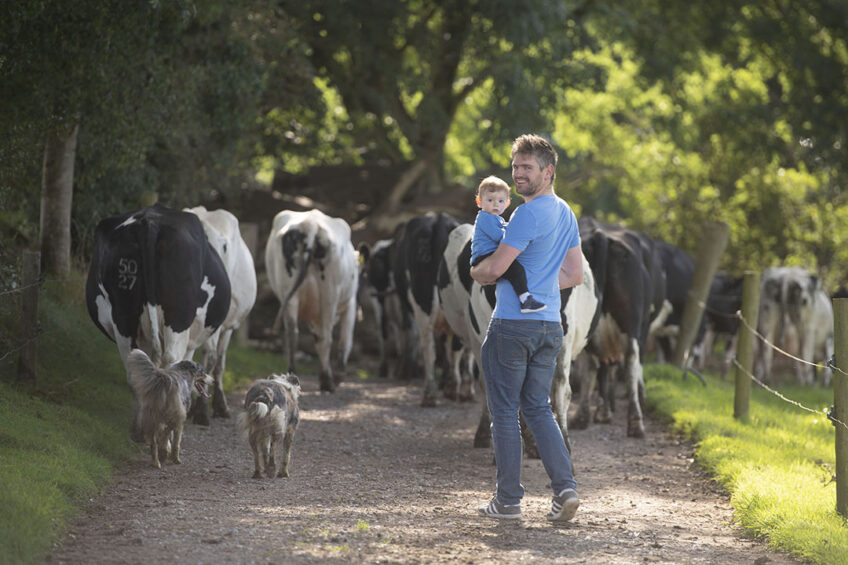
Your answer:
[285,374,300,388]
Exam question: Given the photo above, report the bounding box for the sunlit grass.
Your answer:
[646,364,847,565]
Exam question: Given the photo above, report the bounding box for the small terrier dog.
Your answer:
[125,349,213,468]
[239,374,301,478]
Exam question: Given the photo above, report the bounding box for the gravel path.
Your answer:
[48,371,801,564]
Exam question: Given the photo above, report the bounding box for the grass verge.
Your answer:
[0,274,287,564]
[646,363,847,565]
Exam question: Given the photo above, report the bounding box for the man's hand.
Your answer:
[470,243,521,285]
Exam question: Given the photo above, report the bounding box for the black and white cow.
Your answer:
[393,212,461,406]
[693,273,743,378]
[574,217,667,438]
[265,209,358,392]
[86,203,231,440]
[185,206,257,423]
[755,266,833,385]
[651,239,694,362]
[437,223,600,452]
[357,238,408,380]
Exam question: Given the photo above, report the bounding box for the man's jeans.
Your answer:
[481,318,577,505]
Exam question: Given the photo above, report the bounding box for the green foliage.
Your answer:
[0,276,136,564]
[646,364,847,565]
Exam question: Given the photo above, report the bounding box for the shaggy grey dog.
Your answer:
[126,349,213,468]
[239,374,301,478]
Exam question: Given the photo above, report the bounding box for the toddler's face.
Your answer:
[480,192,509,216]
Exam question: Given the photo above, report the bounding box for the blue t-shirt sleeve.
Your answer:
[564,207,580,249]
[501,205,535,251]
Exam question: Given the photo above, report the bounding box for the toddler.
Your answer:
[470,176,546,313]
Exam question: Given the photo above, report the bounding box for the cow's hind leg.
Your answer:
[211,329,233,418]
[593,362,614,424]
[571,352,596,429]
[474,390,492,448]
[626,339,646,438]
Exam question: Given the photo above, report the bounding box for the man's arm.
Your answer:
[470,242,521,285]
[559,245,584,289]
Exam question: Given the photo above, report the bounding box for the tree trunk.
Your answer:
[383,151,435,213]
[40,120,79,276]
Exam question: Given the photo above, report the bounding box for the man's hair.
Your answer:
[511,134,558,183]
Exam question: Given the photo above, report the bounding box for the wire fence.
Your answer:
[695,294,848,433]
[0,263,87,373]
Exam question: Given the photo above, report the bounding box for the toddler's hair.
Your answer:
[475,175,511,207]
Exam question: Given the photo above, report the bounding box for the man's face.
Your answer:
[480,191,509,216]
[511,152,550,198]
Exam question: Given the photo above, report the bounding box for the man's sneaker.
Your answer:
[547,488,579,522]
[520,295,547,314]
[478,496,522,520]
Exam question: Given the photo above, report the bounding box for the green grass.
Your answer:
[646,364,848,565]
[0,273,288,564]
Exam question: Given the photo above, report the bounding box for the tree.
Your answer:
[0,1,189,274]
[278,0,597,214]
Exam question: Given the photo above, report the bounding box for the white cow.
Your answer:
[185,206,257,423]
[756,266,833,385]
[438,223,599,452]
[265,209,358,392]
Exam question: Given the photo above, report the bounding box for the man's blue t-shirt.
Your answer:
[494,194,580,321]
[470,210,505,263]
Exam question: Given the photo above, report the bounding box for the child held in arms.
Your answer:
[470,175,546,313]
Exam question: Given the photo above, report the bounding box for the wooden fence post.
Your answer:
[734,270,760,421]
[671,221,731,367]
[17,250,40,383]
[832,298,848,517]
[236,222,259,346]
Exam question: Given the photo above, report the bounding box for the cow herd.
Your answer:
[85,202,837,468]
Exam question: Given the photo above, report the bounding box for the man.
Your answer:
[470,134,583,522]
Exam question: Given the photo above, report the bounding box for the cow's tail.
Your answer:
[281,223,319,309]
[141,214,164,362]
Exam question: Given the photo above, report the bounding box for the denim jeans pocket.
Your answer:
[495,321,532,369]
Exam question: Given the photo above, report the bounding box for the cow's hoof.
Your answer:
[443,387,458,401]
[320,383,335,393]
[252,471,263,479]
[458,392,475,403]
[212,407,231,419]
[193,413,211,426]
[420,395,437,408]
[473,425,491,448]
[627,421,646,438]
[569,407,591,430]
[594,406,612,424]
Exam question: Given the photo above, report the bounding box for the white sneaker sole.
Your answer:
[547,497,579,522]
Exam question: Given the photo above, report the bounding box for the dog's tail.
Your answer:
[237,400,270,440]
[126,348,173,438]
[247,400,270,421]
[126,349,160,396]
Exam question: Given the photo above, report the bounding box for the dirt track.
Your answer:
[48,371,800,565]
